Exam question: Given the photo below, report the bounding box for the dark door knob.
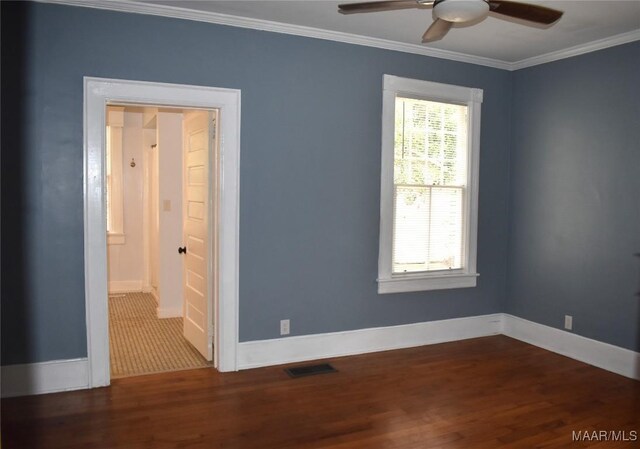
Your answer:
[178,246,187,254]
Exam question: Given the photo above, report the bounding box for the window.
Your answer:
[378,75,482,294]
[106,106,125,245]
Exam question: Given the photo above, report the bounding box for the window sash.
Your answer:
[392,184,465,274]
[394,96,468,188]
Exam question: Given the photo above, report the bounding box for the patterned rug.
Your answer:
[109,292,211,378]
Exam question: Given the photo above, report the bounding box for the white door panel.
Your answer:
[182,110,215,361]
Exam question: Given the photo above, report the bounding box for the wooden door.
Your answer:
[182,110,214,360]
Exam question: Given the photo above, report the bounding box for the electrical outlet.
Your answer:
[564,315,573,331]
[280,319,290,336]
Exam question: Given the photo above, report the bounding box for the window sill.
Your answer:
[107,233,126,245]
[377,272,479,294]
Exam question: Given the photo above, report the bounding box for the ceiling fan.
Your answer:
[338,0,563,43]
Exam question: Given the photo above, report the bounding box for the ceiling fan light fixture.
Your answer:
[433,0,490,23]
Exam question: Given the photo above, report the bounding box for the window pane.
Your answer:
[392,186,464,273]
[427,187,464,271]
[395,97,467,187]
[393,186,430,272]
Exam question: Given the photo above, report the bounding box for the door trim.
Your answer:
[84,77,241,387]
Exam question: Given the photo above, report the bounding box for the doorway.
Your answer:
[106,105,217,378]
[84,78,240,388]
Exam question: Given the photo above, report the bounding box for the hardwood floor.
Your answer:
[2,336,639,448]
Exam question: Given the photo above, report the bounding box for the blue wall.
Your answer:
[1,2,512,365]
[507,42,640,351]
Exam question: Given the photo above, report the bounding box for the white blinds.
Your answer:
[392,96,468,274]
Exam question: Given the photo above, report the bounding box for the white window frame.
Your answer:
[378,75,482,294]
[106,106,125,245]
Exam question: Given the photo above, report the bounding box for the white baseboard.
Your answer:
[108,280,143,293]
[1,358,89,398]
[4,313,637,397]
[503,314,640,380]
[150,287,159,303]
[157,307,182,318]
[238,313,503,370]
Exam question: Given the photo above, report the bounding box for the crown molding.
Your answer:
[36,0,512,70]
[511,28,640,70]
[37,0,640,72]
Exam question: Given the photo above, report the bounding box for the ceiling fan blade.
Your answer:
[422,18,453,43]
[339,1,432,15]
[488,0,563,24]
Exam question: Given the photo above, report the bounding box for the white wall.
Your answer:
[143,124,158,298]
[108,111,144,292]
[156,111,184,317]
[107,109,184,315]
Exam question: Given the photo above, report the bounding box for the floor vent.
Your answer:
[285,363,337,378]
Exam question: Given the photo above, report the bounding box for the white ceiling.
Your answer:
[53,0,640,68]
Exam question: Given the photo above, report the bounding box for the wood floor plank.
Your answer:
[2,336,639,448]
